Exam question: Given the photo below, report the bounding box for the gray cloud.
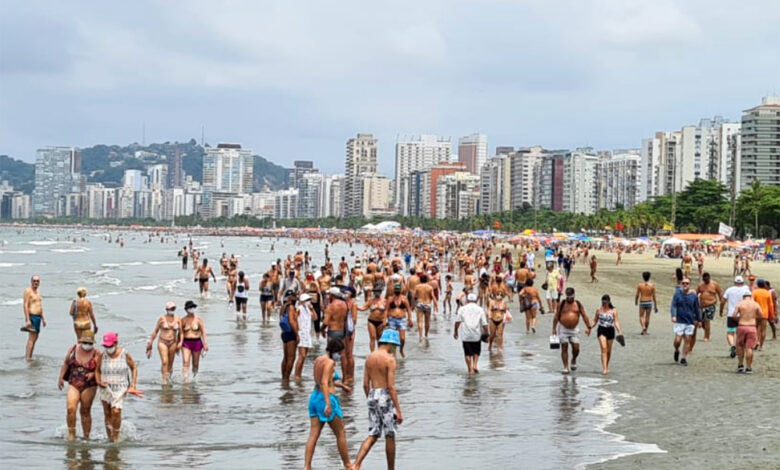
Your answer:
[1,0,779,174]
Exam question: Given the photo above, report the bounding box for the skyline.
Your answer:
[2,1,780,175]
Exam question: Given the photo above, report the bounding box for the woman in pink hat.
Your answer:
[95,331,143,442]
[146,301,181,386]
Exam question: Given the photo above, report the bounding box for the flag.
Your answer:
[616,222,624,231]
[718,222,734,237]
[662,223,673,231]
[604,225,612,230]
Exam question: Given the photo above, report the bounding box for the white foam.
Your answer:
[0,262,24,267]
[51,248,89,253]
[1,298,23,306]
[0,249,36,254]
[148,260,180,265]
[28,240,60,246]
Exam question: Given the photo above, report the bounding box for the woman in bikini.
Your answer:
[587,294,623,375]
[259,273,275,322]
[70,287,97,341]
[488,292,508,351]
[58,330,99,440]
[358,287,387,352]
[304,271,323,336]
[178,300,209,382]
[518,278,543,334]
[146,301,181,385]
[386,284,412,358]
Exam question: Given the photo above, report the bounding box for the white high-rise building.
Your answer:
[436,171,481,219]
[32,146,83,217]
[274,189,299,219]
[344,134,378,217]
[562,149,599,215]
[597,153,641,210]
[202,144,254,194]
[741,96,780,188]
[394,135,451,209]
[479,155,511,214]
[457,133,488,175]
[298,173,324,219]
[507,146,547,209]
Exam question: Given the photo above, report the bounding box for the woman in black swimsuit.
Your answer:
[358,287,387,352]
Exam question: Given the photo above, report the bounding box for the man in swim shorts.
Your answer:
[734,293,760,373]
[23,275,47,360]
[412,275,434,341]
[552,287,592,374]
[696,272,721,344]
[354,329,403,470]
[720,275,751,358]
[635,271,657,335]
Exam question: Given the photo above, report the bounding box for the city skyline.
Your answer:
[2,1,780,175]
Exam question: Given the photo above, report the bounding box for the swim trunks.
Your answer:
[308,389,342,423]
[29,314,42,333]
[673,323,695,336]
[597,326,615,340]
[701,305,716,321]
[281,331,297,343]
[736,325,757,350]
[416,303,431,314]
[387,317,407,331]
[462,340,481,357]
[639,301,653,309]
[367,388,397,438]
[726,317,738,333]
[182,338,204,352]
[327,330,346,340]
[557,324,579,344]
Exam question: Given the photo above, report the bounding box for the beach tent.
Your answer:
[662,237,688,246]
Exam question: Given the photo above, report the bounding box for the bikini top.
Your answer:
[184,317,200,332]
[371,300,386,312]
[162,315,179,331]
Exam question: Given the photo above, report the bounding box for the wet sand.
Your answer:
[516,249,780,469]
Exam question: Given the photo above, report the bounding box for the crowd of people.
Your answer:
[19,230,777,468]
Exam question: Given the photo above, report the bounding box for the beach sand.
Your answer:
[516,249,780,469]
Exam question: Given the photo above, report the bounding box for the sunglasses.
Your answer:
[682,282,690,285]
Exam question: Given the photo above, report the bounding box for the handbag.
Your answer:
[541,282,549,291]
[549,335,560,350]
[518,293,532,312]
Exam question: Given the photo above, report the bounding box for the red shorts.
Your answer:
[736,325,757,350]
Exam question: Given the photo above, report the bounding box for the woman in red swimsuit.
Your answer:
[57,330,99,441]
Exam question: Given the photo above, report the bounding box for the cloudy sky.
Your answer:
[1,0,779,174]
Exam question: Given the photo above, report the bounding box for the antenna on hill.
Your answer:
[201,125,205,147]
[142,121,146,146]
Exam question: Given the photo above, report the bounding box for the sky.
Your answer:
[1,0,779,175]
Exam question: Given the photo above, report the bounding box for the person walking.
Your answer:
[95,332,143,442]
[552,287,593,374]
[146,301,181,386]
[670,278,701,366]
[453,293,488,374]
[587,295,623,375]
[58,330,99,440]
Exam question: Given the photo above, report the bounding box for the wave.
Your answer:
[0,262,25,267]
[28,241,61,246]
[0,249,36,254]
[51,248,90,253]
[147,260,180,265]
[101,262,143,267]
[1,298,22,306]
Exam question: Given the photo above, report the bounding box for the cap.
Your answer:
[734,275,744,283]
[467,293,477,302]
[299,293,312,302]
[102,331,118,347]
[285,289,298,298]
[79,330,95,344]
[378,329,401,346]
[327,287,343,297]
[165,301,176,310]
[184,300,198,310]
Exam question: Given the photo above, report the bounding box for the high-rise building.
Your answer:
[297,172,323,219]
[479,155,511,214]
[398,162,467,217]
[562,149,599,215]
[201,144,254,218]
[597,153,641,210]
[32,146,83,217]
[535,154,565,212]
[326,175,345,219]
[1,181,31,220]
[344,134,378,217]
[274,189,299,219]
[147,164,169,190]
[741,96,780,188]
[360,174,391,217]
[435,171,480,219]
[394,135,451,209]
[287,161,317,188]
[168,149,184,188]
[506,146,547,210]
[457,133,488,175]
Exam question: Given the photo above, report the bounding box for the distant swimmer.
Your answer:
[69,287,98,340]
[635,272,658,335]
[178,246,188,269]
[354,329,404,470]
[303,339,354,470]
[179,301,209,382]
[22,275,47,360]
[146,301,181,386]
[194,258,216,298]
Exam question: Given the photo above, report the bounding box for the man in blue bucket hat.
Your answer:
[354,329,403,470]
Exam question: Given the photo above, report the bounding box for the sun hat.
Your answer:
[102,331,118,347]
[299,293,312,302]
[184,300,198,310]
[467,293,477,302]
[734,276,744,283]
[327,287,342,297]
[79,330,95,344]
[378,329,401,346]
[165,301,176,310]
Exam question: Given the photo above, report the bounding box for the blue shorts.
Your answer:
[29,315,42,333]
[639,301,653,309]
[387,317,406,331]
[308,389,342,423]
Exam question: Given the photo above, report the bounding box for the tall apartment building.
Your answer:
[201,144,254,218]
[562,149,599,215]
[168,149,184,188]
[32,146,83,217]
[1,181,30,219]
[597,153,641,210]
[741,96,780,187]
[436,171,480,219]
[399,162,466,217]
[274,189,299,219]
[479,155,512,215]
[287,161,316,188]
[506,146,546,209]
[326,175,345,218]
[344,134,378,217]
[394,135,451,209]
[297,172,323,219]
[457,133,488,175]
[147,164,169,190]
[535,154,565,212]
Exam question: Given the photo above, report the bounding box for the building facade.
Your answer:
[741,95,780,188]
[457,133,488,175]
[394,135,451,209]
[32,146,83,217]
[344,134,378,217]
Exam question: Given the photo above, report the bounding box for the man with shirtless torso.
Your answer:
[413,275,434,341]
[696,272,722,343]
[323,288,350,379]
[194,259,217,298]
[734,294,761,373]
[23,275,46,360]
[354,329,403,470]
[552,287,593,374]
[635,271,658,335]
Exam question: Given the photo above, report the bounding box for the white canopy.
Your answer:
[662,237,688,246]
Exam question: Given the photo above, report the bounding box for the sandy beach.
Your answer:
[516,249,780,469]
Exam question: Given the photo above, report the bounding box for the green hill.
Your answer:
[0,154,35,193]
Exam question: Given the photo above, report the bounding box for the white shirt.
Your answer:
[723,285,752,317]
[455,303,488,342]
[527,252,536,268]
